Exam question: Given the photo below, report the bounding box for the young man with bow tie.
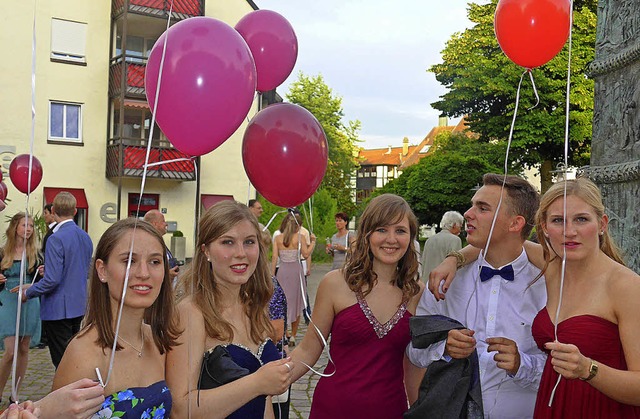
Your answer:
[406,174,546,419]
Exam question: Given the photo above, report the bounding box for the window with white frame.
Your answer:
[49,101,82,143]
[51,18,87,64]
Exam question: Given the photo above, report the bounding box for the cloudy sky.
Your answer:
[253,1,474,149]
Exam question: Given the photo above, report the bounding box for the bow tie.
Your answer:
[479,265,514,282]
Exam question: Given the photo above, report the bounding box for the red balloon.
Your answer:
[243,103,327,208]
[0,181,7,202]
[235,10,298,93]
[9,154,43,195]
[494,0,571,69]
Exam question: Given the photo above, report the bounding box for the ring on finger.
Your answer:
[284,363,292,372]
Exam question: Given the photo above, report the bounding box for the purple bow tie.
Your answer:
[479,265,514,282]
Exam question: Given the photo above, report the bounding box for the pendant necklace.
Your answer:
[118,323,144,357]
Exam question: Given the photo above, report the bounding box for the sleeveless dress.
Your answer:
[276,249,305,325]
[221,340,281,418]
[532,309,640,418]
[310,295,411,419]
[0,260,41,344]
[93,380,171,418]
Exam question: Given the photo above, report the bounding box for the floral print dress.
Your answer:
[93,380,171,418]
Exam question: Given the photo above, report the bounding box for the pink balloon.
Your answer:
[243,103,327,208]
[146,17,257,156]
[235,10,298,93]
[9,154,43,195]
[0,181,7,202]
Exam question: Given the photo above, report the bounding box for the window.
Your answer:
[113,106,161,141]
[115,35,158,63]
[51,18,87,64]
[49,101,82,143]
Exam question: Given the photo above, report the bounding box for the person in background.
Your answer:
[290,194,424,419]
[530,178,640,417]
[167,201,291,418]
[326,212,356,270]
[420,211,464,281]
[0,213,42,403]
[19,192,93,369]
[407,174,546,418]
[272,213,316,346]
[40,204,56,257]
[143,209,180,285]
[249,199,272,248]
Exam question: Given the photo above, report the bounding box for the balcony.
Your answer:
[112,0,203,20]
[106,138,196,181]
[109,54,148,99]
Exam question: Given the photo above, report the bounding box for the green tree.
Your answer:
[286,73,360,215]
[376,132,507,225]
[430,1,596,192]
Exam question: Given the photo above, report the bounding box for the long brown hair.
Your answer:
[535,177,625,272]
[178,201,273,345]
[1,212,39,272]
[81,218,180,354]
[344,194,420,301]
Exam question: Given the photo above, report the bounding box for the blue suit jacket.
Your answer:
[26,220,93,320]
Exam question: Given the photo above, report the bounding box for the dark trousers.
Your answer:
[43,316,83,369]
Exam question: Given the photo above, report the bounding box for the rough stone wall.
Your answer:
[585,0,640,272]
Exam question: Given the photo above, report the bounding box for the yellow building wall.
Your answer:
[0,0,261,259]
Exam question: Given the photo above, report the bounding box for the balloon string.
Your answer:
[97,0,175,389]
[482,69,528,262]
[548,0,574,407]
[12,1,38,403]
[289,211,334,378]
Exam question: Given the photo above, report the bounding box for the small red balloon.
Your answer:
[243,103,328,208]
[494,0,571,69]
[0,181,7,202]
[9,154,43,194]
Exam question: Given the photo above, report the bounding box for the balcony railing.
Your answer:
[106,138,196,180]
[112,0,203,20]
[109,54,147,98]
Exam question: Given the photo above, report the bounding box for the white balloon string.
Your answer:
[288,211,334,377]
[96,0,174,389]
[526,71,540,110]
[548,0,574,407]
[482,69,528,262]
[263,209,288,232]
[12,2,38,403]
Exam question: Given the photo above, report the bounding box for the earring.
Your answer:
[100,277,107,283]
[599,231,604,236]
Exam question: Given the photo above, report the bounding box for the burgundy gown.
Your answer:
[310,295,411,419]
[532,309,640,419]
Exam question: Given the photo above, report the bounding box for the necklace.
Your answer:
[118,323,144,357]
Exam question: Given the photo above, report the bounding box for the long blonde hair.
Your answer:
[344,194,420,301]
[535,177,625,270]
[178,201,273,345]
[1,212,39,272]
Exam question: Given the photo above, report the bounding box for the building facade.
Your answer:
[0,0,268,259]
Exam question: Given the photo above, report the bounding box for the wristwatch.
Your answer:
[580,359,598,381]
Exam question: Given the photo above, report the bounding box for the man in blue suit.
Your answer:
[23,191,93,368]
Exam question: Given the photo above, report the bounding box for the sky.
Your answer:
[253,1,474,149]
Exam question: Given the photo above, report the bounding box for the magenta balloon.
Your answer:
[9,154,43,195]
[243,103,327,208]
[145,17,257,156]
[235,10,298,93]
[0,181,7,202]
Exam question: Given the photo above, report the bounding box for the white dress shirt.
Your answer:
[407,248,547,419]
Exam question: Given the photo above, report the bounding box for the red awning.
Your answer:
[201,194,234,210]
[43,187,88,209]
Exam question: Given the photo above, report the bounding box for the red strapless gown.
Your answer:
[309,301,411,419]
[532,309,640,419]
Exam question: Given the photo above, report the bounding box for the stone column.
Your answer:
[583,0,640,272]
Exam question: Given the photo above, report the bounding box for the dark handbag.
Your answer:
[197,345,250,406]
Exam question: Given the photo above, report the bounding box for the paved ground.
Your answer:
[0,263,333,417]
